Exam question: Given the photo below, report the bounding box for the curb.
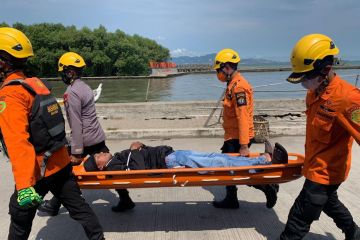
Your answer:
[103,126,306,140]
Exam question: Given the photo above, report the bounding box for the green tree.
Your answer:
[2,22,170,77]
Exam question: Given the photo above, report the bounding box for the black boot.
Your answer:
[252,184,279,208]
[37,196,61,216]
[345,223,360,240]
[112,189,135,212]
[213,185,239,209]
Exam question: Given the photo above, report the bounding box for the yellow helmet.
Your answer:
[0,27,34,59]
[58,52,86,72]
[287,33,339,83]
[213,48,240,70]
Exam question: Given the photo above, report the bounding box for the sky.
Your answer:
[1,0,360,61]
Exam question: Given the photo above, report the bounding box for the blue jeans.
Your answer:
[165,150,269,168]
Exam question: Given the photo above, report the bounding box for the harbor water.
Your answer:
[49,69,360,103]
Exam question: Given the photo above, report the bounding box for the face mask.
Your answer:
[216,71,227,82]
[301,76,322,91]
[61,70,76,85]
[61,72,71,85]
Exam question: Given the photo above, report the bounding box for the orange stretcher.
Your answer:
[73,153,304,189]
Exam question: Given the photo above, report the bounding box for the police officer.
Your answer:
[212,48,279,209]
[280,34,360,239]
[38,52,134,215]
[0,27,104,239]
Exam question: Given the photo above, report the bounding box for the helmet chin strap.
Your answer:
[225,74,231,84]
[315,76,329,96]
[225,69,236,84]
[314,65,332,95]
[0,57,16,82]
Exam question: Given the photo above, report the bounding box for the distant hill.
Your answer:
[343,60,360,66]
[172,53,289,67]
[172,54,360,68]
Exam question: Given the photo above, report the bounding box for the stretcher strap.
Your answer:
[125,152,131,171]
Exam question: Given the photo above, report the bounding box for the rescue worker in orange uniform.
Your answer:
[0,27,104,240]
[280,34,360,239]
[212,48,279,209]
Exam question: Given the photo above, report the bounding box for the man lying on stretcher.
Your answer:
[83,141,288,172]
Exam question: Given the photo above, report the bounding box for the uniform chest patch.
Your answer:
[0,101,7,113]
[316,104,335,121]
[235,92,247,106]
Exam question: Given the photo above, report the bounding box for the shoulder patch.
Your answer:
[350,108,360,124]
[235,92,247,107]
[0,101,6,113]
[63,93,68,103]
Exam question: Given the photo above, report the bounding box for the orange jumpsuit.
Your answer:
[304,74,360,185]
[222,72,255,145]
[0,71,70,190]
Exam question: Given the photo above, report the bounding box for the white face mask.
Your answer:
[301,76,322,91]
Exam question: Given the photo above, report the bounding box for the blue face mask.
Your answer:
[301,76,322,91]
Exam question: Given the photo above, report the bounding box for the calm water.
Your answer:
[49,69,360,103]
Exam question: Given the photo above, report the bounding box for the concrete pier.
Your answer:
[0,100,358,239]
[89,99,306,140]
[0,136,359,239]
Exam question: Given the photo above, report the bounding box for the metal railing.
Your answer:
[203,74,360,127]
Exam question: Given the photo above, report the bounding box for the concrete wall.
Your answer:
[65,99,305,140]
[94,99,306,119]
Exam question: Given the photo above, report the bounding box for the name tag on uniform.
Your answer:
[235,92,247,106]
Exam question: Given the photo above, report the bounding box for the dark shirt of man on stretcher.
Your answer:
[83,141,288,173]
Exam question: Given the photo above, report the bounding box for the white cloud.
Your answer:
[155,36,165,41]
[170,48,201,57]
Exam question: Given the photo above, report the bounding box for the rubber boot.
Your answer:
[213,185,239,209]
[37,196,61,216]
[345,223,360,240]
[251,184,279,208]
[112,189,135,212]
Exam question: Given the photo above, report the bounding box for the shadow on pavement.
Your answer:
[35,188,335,240]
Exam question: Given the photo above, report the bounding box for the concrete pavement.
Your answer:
[0,136,359,240]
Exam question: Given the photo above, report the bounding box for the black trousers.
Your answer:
[221,138,256,153]
[8,164,104,240]
[221,139,273,192]
[81,141,109,158]
[280,179,355,239]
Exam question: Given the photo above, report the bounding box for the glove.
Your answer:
[17,187,43,209]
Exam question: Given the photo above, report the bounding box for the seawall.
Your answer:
[64,99,306,140]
